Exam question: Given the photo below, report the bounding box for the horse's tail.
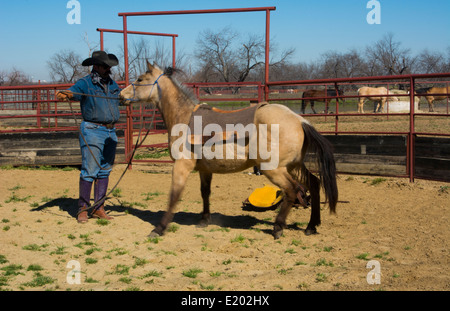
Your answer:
[300,121,338,213]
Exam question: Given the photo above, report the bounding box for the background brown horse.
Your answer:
[415,86,449,112]
[301,88,343,114]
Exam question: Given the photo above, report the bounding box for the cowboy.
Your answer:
[56,51,127,223]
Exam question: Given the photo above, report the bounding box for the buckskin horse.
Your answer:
[357,86,396,113]
[301,87,343,114]
[415,86,449,112]
[119,62,338,239]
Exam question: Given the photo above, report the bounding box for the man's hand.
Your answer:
[56,91,73,101]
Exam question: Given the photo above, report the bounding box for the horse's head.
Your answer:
[119,61,165,105]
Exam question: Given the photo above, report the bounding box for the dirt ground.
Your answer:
[0,162,449,292]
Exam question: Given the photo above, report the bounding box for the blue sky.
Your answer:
[0,0,449,82]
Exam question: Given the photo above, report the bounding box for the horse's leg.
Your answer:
[427,96,434,112]
[379,98,386,113]
[358,98,364,113]
[149,159,195,237]
[305,170,321,235]
[262,168,297,239]
[198,171,212,227]
[311,100,317,114]
[301,99,306,114]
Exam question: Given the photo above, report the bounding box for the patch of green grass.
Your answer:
[277,268,293,275]
[113,264,130,275]
[27,265,43,272]
[142,191,163,201]
[314,258,334,267]
[22,273,55,287]
[96,219,110,226]
[199,283,215,290]
[315,273,328,283]
[107,248,128,256]
[85,247,101,255]
[133,257,149,268]
[1,165,76,171]
[85,258,98,265]
[5,192,32,203]
[8,185,24,191]
[119,277,132,284]
[167,224,179,233]
[0,275,8,286]
[438,185,449,194]
[22,243,49,251]
[0,255,8,264]
[134,148,170,160]
[50,246,67,255]
[367,177,387,185]
[182,268,203,278]
[141,270,162,278]
[111,188,122,198]
[210,271,223,277]
[356,253,370,260]
[146,237,162,244]
[1,264,24,276]
[231,234,246,243]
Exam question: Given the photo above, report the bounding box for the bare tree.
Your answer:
[47,50,88,83]
[365,33,416,75]
[115,37,190,82]
[195,27,295,83]
[317,49,367,79]
[0,70,6,86]
[196,27,239,82]
[6,68,31,85]
[416,49,445,74]
[82,32,99,58]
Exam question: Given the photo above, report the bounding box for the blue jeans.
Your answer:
[79,121,118,182]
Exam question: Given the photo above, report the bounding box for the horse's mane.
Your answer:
[163,67,199,106]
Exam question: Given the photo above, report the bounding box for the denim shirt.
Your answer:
[69,73,121,124]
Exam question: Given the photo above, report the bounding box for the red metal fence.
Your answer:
[1,73,449,181]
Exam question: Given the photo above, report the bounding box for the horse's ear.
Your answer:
[146,60,154,73]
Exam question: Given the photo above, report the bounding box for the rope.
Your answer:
[60,74,164,216]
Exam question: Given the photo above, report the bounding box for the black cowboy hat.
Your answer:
[82,51,119,67]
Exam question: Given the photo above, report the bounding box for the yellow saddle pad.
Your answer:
[247,185,284,208]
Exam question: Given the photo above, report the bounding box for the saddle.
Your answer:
[187,102,267,145]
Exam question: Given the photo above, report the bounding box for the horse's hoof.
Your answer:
[272,230,283,240]
[304,227,317,236]
[272,224,284,239]
[197,219,210,228]
[197,213,211,228]
[148,229,163,238]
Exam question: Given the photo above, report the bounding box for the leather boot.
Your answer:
[78,179,93,223]
[92,177,113,220]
